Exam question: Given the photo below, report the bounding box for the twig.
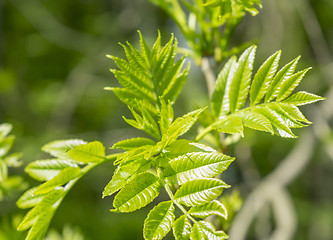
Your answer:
[201,57,216,98]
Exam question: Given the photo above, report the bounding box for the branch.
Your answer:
[201,57,216,98]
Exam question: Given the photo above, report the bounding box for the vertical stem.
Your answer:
[201,57,216,98]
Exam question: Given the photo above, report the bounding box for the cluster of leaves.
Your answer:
[148,0,262,62]
[197,46,325,144]
[0,123,26,200]
[16,139,116,239]
[102,33,234,239]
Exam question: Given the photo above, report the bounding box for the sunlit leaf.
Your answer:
[164,152,234,185]
[67,141,105,163]
[41,139,86,159]
[173,215,191,240]
[34,167,81,195]
[112,172,161,212]
[189,200,227,219]
[174,178,229,207]
[144,201,175,240]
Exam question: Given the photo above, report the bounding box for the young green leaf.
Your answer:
[174,178,230,207]
[112,137,156,151]
[276,68,311,101]
[281,91,325,106]
[102,159,151,198]
[161,108,206,146]
[188,200,227,219]
[250,50,281,105]
[173,215,191,240]
[16,186,45,209]
[0,123,12,142]
[235,110,274,134]
[34,167,81,195]
[212,115,244,136]
[252,106,296,138]
[67,141,105,163]
[211,56,237,117]
[159,100,174,135]
[265,56,300,102]
[143,201,175,240]
[41,139,87,159]
[163,152,234,185]
[25,159,78,182]
[229,45,256,112]
[191,221,228,240]
[112,172,161,212]
[17,188,64,231]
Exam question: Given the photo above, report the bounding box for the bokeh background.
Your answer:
[0,0,332,239]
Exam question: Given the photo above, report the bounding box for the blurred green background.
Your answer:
[0,0,332,239]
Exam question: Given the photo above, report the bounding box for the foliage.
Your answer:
[0,123,26,200]
[15,28,324,239]
[0,0,325,239]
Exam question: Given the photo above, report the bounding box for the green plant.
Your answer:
[15,0,325,239]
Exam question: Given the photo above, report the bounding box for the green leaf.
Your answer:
[138,30,151,68]
[112,172,161,212]
[24,210,54,240]
[250,50,281,105]
[34,167,81,195]
[191,221,228,240]
[164,152,234,185]
[278,103,311,124]
[0,135,15,158]
[162,108,206,146]
[108,88,158,116]
[162,140,215,159]
[189,200,227,219]
[16,186,45,209]
[144,201,175,240]
[229,45,256,112]
[159,100,174,135]
[281,91,325,106]
[173,215,191,240]
[213,115,244,136]
[174,178,229,207]
[268,103,307,128]
[41,139,87,159]
[102,159,151,198]
[112,137,156,151]
[0,123,12,141]
[276,68,311,101]
[161,59,190,102]
[235,110,274,134]
[17,188,64,231]
[265,56,300,102]
[25,159,78,182]
[211,56,237,117]
[253,106,296,138]
[67,141,105,163]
